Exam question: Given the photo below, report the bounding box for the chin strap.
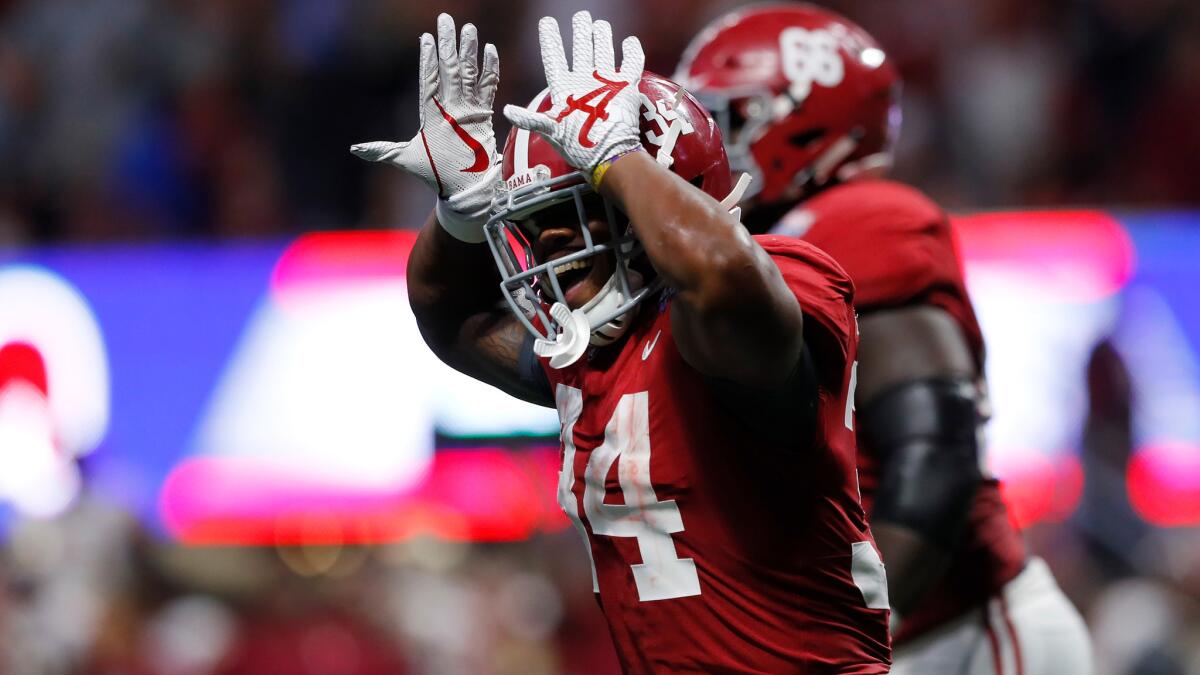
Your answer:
[812,134,860,186]
[837,151,893,182]
[581,269,644,348]
[537,269,644,369]
[720,173,754,222]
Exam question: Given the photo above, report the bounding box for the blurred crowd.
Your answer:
[1,500,623,675]
[0,0,1196,245]
[3,1,1200,674]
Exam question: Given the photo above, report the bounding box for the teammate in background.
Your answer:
[677,5,1093,674]
[353,11,890,673]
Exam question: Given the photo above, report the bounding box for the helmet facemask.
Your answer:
[692,87,775,203]
[487,73,735,368]
[484,170,662,368]
[696,86,860,207]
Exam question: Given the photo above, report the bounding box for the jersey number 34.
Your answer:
[555,385,702,602]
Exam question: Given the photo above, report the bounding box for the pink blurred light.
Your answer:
[952,210,1136,302]
[993,452,1084,528]
[269,230,417,297]
[1128,442,1200,527]
[160,447,569,546]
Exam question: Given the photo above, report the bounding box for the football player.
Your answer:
[677,5,1093,674]
[353,12,891,673]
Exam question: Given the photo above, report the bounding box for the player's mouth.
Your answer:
[543,252,614,309]
[551,257,594,301]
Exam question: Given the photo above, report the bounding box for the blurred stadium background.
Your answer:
[0,0,1198,673]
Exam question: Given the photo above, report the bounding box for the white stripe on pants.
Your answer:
[891,558,1094,675]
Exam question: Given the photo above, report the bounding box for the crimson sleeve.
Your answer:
[755,235,858,385]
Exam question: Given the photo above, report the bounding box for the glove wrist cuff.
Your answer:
[435,199,489,244]
[434,161,501,243]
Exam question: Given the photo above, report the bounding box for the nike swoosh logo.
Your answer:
[431,97,490,173]
[642,330,662,361]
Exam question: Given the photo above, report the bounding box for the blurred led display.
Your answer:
[0,266,110,518]
[953,210,1134,526]
[0,210,1197,544]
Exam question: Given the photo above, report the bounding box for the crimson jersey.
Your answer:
[543,237,890,673]
[785,179,1028,645]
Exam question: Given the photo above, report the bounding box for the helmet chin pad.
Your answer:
[530,270,647,369]
[581,269,645,347]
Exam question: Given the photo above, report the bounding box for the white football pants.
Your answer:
[891,558,1093,675]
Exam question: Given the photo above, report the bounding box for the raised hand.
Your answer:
[503,11,645,178]
[351,13,500,242]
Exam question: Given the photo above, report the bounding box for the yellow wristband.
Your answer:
[590,148,643,188]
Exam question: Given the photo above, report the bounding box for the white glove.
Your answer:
[503,11,645,177]
[351,13,500,242]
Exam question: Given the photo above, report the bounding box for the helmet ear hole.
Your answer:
[790,129,826,148]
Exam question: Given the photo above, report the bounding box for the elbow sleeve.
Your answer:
[860,378,984,549]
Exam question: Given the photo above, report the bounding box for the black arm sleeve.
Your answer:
[518,332,554,403]
[859,377,983,549]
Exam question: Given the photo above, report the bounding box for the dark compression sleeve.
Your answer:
[859,377,983,548]
[518,332,554,402]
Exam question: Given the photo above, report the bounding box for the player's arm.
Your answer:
[599,152,804,387]
[855,305,983,619]
[352,14,552,407]
[407,210,553,406]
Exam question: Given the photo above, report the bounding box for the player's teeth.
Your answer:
[553,259,592,275]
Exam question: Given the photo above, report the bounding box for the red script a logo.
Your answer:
[555,72,630,148]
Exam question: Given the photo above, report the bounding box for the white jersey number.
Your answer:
[555,385,701,602]
[845,360,858,430]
